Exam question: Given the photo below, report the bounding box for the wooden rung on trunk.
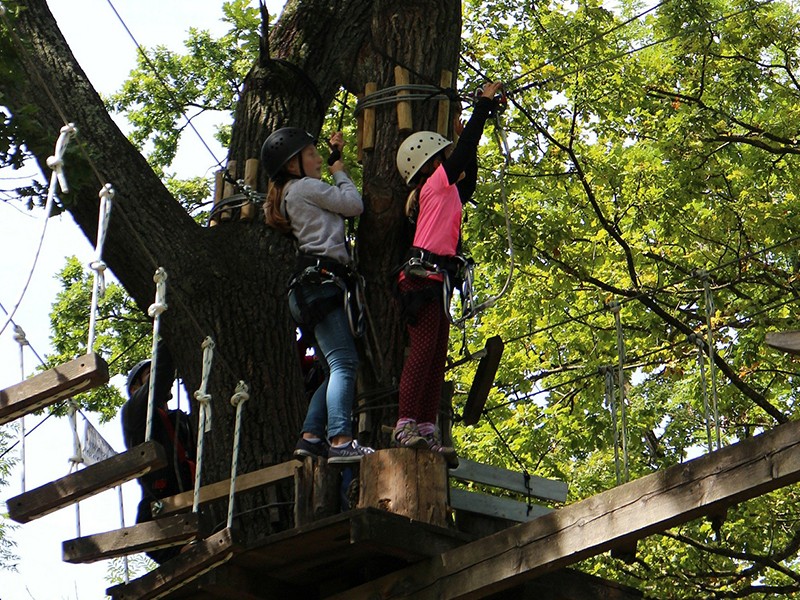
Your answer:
[449,488,551,522]
[105,527,240,600]
[62,513,201,564]
[6,440,166,524]
[156,460,297,516]
[0,353,109,426]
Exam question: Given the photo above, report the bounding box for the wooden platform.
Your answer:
[149,508,474,599]
[0,353,108,425]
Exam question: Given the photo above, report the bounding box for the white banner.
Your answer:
[82,419,117,466]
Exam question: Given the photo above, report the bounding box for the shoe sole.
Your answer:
[327,455,364,465]
[293,449,327,460]
[394,436,428,450]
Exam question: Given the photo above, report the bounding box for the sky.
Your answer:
[0,1,284,598]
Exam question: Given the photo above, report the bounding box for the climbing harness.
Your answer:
[227,381,250,529]
[193,336,215,514]
[145,268,168,443]
[288,254,365,338]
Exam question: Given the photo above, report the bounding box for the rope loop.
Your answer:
[148,267,168,318]
[13,325,29,347]
[46,123,78,193]
[230,381,250,407]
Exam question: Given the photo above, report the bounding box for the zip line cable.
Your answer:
[504,0,676,91]
[507,0,778,96]
[1,4,245,386]
[0,124,76,339]
[102,0,226,171]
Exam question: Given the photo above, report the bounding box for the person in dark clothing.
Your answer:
[121,339,196,564]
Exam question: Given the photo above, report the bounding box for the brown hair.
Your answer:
[263,179,292,234]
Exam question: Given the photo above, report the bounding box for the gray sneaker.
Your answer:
[327,440,375,464]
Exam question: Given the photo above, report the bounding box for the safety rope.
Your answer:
[192,336,215,514]
[0,124,77,339]
[13,325,28,492]
[227,381,249,529]
[698,270,721,449]
[144,268,168,442]
[691,333,714,453]
[601,365,622,486]
[457,110,516,321]
[608,301,630,482]
[354,84,460,114]
[87,184,115,352]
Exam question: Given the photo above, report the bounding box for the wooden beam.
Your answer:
[0,353,109,425]
[765,330,800,355]
[6,441,166,524]
[449,488,551,522]
[156,460,297,516]
[105,527,240,600]
[449,458,568,503]
[62,513,201,564]
[330,418,800,600]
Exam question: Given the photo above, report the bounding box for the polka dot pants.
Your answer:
[398,277,449,424]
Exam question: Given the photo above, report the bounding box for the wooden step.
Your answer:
[765,330,800,355]
[463,336,504,425]
[62,513,201,564]
[105,527,240,600]
[155,460,297,517]
[0,353,109,425]
[6,440,166,523]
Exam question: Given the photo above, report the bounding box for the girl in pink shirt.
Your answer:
[393,82,503,467]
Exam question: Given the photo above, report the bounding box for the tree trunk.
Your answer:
[1,0,461,543]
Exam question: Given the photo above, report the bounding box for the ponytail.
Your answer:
[263,175,293,234]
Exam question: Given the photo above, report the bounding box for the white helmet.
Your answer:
[396,131,452,185]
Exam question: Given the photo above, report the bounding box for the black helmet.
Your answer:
[126,359,151,395]
[261,127,316,180]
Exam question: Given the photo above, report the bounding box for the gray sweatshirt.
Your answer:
[281,171,363,265]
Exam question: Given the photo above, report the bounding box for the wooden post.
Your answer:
[437,70,453,137]
[293,459,341,527]
[209,169,224,227]
[394,67,412,134]
[219,160,236,222]
[241,158,259,221]
[356,92,365,163]
[358,449,449,528]
[362,83,377,152]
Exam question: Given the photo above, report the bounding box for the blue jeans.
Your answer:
[289,281,359,440]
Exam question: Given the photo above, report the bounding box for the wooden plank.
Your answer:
[6,441,166,524]
[156,461,297,516]
[329,418,800,599]
[449,457,568,503]
[463,336,504,425]
[106,528,240,600]
[0,353,109,425]
[449,488,551,522]
[62,513,201,564]
[765,330,800,355]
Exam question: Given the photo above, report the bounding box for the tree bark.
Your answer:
[1,0,462,541]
